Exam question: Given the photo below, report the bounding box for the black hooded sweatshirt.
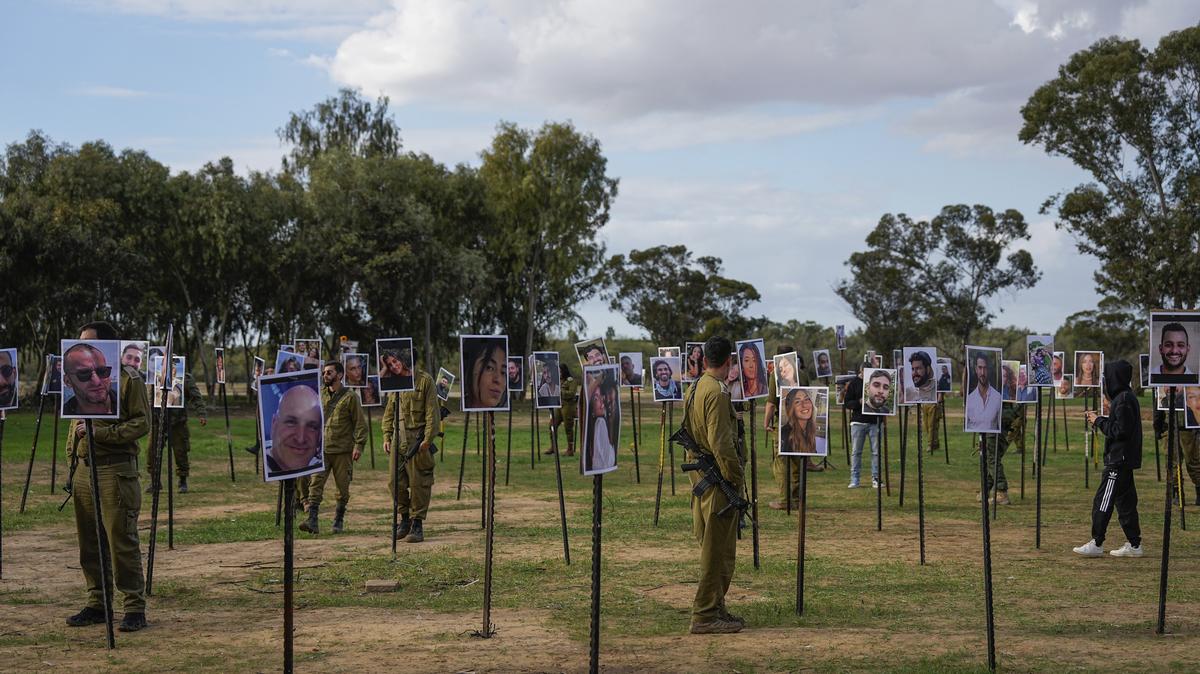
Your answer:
[1095,360,1142,469]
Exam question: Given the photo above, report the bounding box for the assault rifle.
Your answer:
[672,426,753,531]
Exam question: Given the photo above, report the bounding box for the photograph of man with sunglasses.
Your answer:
[0,347,17,410]
[61,339,121,418]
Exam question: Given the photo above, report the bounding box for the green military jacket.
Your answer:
[322,385,367,455]
[382,370,441,442]
[170,372,207,425]
[561,375,578,404]
[684,372,744,490]
[70,366,151,461]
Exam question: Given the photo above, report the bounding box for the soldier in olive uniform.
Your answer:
[65,321,151,633]
[549,362,577,456]
[147,371,206,493]
[382,365,441,543]
[684,336,745,634]
[980,402,1020,505]
[301,361,367,534]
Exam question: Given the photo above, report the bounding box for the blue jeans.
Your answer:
[850,421,880,485]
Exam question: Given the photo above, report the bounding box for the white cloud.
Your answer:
[91,0,390,24]
[70,85,153,98]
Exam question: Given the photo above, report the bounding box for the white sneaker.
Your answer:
[847,482,860,489]
[872,478,880,489]
[1110,542,1144,557]
[1072,539,1104,557]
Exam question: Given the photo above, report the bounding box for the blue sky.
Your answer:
[4,1,1196,340]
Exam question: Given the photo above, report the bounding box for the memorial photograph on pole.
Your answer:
[774,351,799,391]
[1056,373,1075,399]
[532,352,561,408]
[1185,387,1200,429]
[1074,351,1103,388]
[258,369,324,481]
[726,351,744,402]
[650,356,683,402]
[507,355,524,392]
[358,374,381,407]
[342,352,368,388]
[1149,311,1200,386]
[860,368,896,416]
[1139,353,1151,388]
[119,340,147,378]
[0,347,17,410]
[1000,360,1020,403]
[1017,364,1038,402]
[377,337,416,393]
[682,342,704,382]
[618,352,643,387]
[41,354,62,395]
[435,367,455,401]
[250,356,265,392]
[215,347,226,385]
[902,347,937,403]
[146,345,165,384]
[574,337,609,368]
[778,386,829,457]
[60,339,120,419]
[936,357,953,393]
[964,346,1002,433]
[275,350,303,374]
[813,349,833,379]
[736,338,769,400]
[460,335,510,412]
[581,363,620,476]
[1026,335,1054,386]
[657,346,680,358]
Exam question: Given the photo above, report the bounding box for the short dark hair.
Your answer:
[868,369,893,385]
[79,321,118,340]
[1162,322,1189,344]
[776,345,795,356]
[703,337,732,368]
[324,361,344,375]
[908,351,931,369]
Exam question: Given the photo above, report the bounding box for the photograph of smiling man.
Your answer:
[259,369,325,481]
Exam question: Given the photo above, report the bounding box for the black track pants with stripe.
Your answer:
[1091,466,1141,548]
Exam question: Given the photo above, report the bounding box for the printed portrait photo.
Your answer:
[376,337,416,393]
[903,347,938,404]
[835,325,846,351]
[774,352,800,392]
[1026,335,1054,387]
[251,356,265,392]
[259,369,325,481]
[778,386,829,457]
[726,351,744,402]
[215,347,226,385]
[342,353,368,388]
[1185,386,1200,429]
[507,355,525,392]
[42,354,63,396]
[574,337,609,369]
[275,350,303,375]
[60,339,121,419]
[1149,311,1200,386]
[1001,359,1021,403]
[835,374,855,405]
[581,364,620,476]
[1139,353,1151,389]
[146,345,165,384]
[658,346,681,358]
[860,367,897,416]
[1056,373,1075,400]
[964,346,1003,433]
[358,374,382,407]
[460,335,510,412]
[0,347,18,410]
[532,351,562,409]
[618,352,643,387]
[1156,385,1176,412]
[155,356,186,409]
[435,367,456,402]
[294,338,320,360]
[1074,351,1103,388]
[1017,364,1038,403]
[936,357,953,394]
[736,339,769,400]
[1051,351,1065,386]
[650,356,683,402]
[119,340,147,377]
[813,349,833,379]
[683,342,705,383]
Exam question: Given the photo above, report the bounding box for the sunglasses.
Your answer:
[0,365,13,378]
[71,367,113,382]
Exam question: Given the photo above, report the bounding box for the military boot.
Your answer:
[178,476,188,494]
[404,518,424,543]
[299,505,319,534]
[332,504,346,533]
[395,515,412,539]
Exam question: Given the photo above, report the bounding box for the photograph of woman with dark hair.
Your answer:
[1075,351,1102,387]
[377,338,416,392]
[684,343,704,382]
[778,387,828,457]
[460,335,509,412]
[737,339,768,400]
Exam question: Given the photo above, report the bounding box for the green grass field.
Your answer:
[1,395,1198,672]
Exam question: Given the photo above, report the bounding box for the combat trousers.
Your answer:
[924,403,942,451]
[390,429,436,520]
[72,456,146,612]
[146,421,190,481]
[1091,466,1141,548]
[691,481,738,623]
[984,432,1009,492]
[296,475,311,507]
[1168,430,1200,491]
[771,443,801,502]
[309,452,353,508]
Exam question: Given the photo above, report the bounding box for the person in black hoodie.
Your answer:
[1074,360,1144,557]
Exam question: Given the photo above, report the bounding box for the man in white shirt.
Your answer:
[1153,323,1194,377]
[966,353,1002,432]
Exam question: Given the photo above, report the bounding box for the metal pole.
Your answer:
[653,403,666,527]
[749,401,760,570]
[978,433,997,672]
[630,387,641,483]
[796,454,807,615]
[917,405,926,565]
[283,477,295,673]
[20,394,48,512]
[221,383,236,481]
[456,412,470,500]
[1156,387,1178,635]
[85,421,116,649]
[668,402,676,495]
[504,406,513,486]
[552,423,570,564]
[588,473,603,674]
[481,412,497,637]
[50,403,60,493]
[1035,388,1043,549]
